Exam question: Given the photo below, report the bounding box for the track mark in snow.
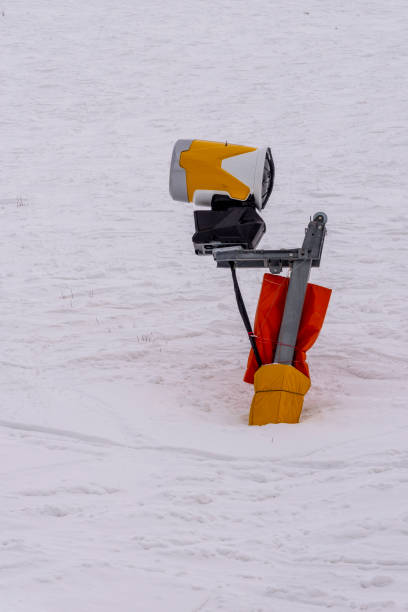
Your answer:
[0,419,267,462]
[19,485,120,497]
[0,419,126,449]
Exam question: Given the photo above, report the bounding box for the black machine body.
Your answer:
[192,201,266,255]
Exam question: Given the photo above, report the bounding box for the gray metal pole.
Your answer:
[274,212,327,366]
[274,258,312,365]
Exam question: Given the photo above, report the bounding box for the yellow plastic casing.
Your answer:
[179,140,256,203]
[249,364,311,425]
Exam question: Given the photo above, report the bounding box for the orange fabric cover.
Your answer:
[244,274,331,384]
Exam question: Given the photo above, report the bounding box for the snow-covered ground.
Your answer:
[1,1,407,610]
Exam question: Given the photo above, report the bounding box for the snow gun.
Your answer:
[169,139,331,425]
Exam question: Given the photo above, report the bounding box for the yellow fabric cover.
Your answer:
[179,140,256,202]
[249,364,311,425]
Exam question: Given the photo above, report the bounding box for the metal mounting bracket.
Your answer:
[213,212,328,366]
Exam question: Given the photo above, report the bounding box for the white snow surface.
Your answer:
[1,1,408,610]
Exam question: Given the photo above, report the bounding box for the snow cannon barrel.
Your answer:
[169,139,274,210]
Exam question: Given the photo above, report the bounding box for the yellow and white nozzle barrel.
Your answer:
[169,139,274,210]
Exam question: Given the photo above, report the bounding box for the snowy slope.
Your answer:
[1,0,408,610]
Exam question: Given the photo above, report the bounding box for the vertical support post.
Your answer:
[274,259,311,365]
[274,213,327,366]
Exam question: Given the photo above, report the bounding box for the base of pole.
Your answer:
[249,364,311,425]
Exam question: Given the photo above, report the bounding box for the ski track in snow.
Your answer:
[1,0,408,610]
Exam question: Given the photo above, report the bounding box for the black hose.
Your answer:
[229,262,263,369]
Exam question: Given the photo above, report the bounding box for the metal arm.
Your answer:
[213,212,327,274]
